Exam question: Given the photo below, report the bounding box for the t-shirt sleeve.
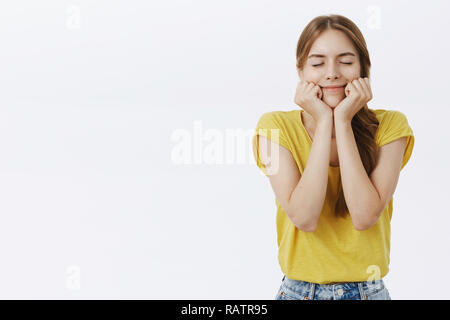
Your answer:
[376,110,415,170]
[252,112,291,177]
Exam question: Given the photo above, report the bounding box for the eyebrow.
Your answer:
[308,52,356,59]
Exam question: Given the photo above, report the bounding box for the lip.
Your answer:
[321,85,345,93]
[321,85,346,89]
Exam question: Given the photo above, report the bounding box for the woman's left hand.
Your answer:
[334,77,373,122]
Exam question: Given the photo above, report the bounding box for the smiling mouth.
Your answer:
[321,85,345,89]
[322,86,345,92]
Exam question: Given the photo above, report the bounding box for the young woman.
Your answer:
[252,14,414,300]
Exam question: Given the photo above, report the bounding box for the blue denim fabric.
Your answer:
[275,275,391,300]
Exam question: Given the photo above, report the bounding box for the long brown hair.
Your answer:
[296,14,380,219]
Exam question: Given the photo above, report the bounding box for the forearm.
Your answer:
[289,118,333,231]
[334,119,380,229]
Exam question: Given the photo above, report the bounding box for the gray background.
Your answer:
[0,0,447,299]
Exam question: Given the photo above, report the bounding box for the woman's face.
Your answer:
[298,29,361,108]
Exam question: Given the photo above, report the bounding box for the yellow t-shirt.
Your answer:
[252,108,414,284]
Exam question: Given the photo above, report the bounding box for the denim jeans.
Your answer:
[275,275,391,300]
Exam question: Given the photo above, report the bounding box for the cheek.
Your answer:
[302,67,321,81]
[349,66,361,78]
[304,73,320,83]
[343,71,359,80]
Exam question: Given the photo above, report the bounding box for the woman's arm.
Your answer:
[334,118,403,230]
[258,116,333,232]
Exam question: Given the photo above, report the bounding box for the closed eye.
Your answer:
[312,62,353,67]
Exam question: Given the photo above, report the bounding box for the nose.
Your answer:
[327,74,339,80]
[326,63,340,80]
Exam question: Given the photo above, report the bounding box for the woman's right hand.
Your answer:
[294,79,333,123]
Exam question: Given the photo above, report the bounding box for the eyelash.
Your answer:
[312,62,353,67]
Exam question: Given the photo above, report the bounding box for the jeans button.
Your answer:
[337,288,344,296]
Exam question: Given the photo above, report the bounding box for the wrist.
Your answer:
[333,112,352,124]
[317,113,333,126]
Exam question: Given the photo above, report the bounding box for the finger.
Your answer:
[358,78,371,99]
[363,77,370,86]
[352,79,364,95]
[307,82,315,89]
[314,84,323,100]
[299,79,308,89]
[359,78,370,96]
[345,82,354,96]
[357,78,368,94]
[362,77,373,98]
[306,82,316,93]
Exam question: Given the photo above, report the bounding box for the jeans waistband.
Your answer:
[282,275,385,291]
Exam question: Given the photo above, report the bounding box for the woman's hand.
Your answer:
[294,78,333,123]
[334,77,373,122]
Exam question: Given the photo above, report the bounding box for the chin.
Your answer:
[323,96,345,107]
[323,100,340,108]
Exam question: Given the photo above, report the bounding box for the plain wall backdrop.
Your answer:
[0,0,448,299]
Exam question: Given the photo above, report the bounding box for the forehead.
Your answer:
[309,29,357,57]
